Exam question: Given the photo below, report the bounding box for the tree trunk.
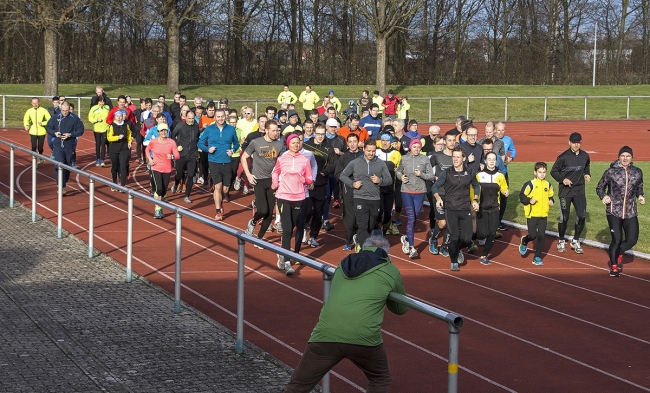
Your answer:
[501,0,508,80]
[642,0,649,80]
[376,34,386,95]
[166,20,180,92]
[43,28,58,96]
[616,0,629,71]
[312,0,320,80]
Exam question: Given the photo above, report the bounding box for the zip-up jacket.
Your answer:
[277,91,298,104]
[309,246,407,346]
[339,156,392,200]
[298,91,320,110]
[45,113,85,151]
[519,178,555,218]
[172,122,200,159]
[460,141,483,174]
[596,160,644,219]
[106,122,132,153]
[429,150,453,196]
[431,165,481,211]
[23,106,51,136]
[477,167,508,212]
[272,151,314,201]
[197,123,239,164]
[551,148,591,197]
[88,104,111,133]
[304,139,337,187]
[396,154,434,194]
[382,95,400,115]
[376,147,401,193]
[359,114,382,137]
[335,149,363,194]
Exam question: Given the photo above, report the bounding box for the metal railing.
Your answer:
[3,93,650,128]
[1,137,464,393]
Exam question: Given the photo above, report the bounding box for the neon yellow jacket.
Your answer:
[330,96,342,112]
[372,96,384,113]
[299,91,320,110]
[277,91,298,104]
[23,107,51,136]
[398,100,410,119]
[519,178,555,218]
[88,104,111,133]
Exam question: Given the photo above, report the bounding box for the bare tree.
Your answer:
[1,0,92,95]
[356,0,425,94]
[451,0,484,83]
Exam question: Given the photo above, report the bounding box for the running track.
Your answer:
[1,120,650,392]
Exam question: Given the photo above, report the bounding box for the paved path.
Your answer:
[0,192,300,393]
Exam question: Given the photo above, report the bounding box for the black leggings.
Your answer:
[94,132,106,160]
[379,191,395,228]
[109,149,129,186]
[151,171,171,198]
[252,178,276,237]
[394,179,403,213]
[446,209,474,263]
[30,135,45,154]
[558,194,587,241]
[278,198,305,255]
[135,131,145,161]
[607,215,639,266]
[477,209,500,256]
[522,217,548,259]
[174,156,197,198]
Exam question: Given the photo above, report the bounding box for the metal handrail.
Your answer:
[1,137,463,393]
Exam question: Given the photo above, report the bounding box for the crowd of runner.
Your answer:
[22,85,644,277]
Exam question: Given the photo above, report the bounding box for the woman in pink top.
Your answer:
[145,123,180,219]
[271,133,313,275]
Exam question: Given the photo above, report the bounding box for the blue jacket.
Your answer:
[359,115,382,138]
[197,123,240,163]
[46,113,84,151]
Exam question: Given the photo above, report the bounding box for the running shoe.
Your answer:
[478,238,486,246]
[396,219,403,226]
[333,200,340,209]
[498,223,508,231]
[352,234,358,246]
[284,261,295,276]
[61,188,67,196]
[400,235,410,254]
[274,221,283,234]
[184,197,192,204]
[557,240,567,253]
[100,161,106,167]
[277,255,285,270]
[609,264,620,277]
[214,210,224,221]
[450,262,460,271]
[466,243,478,254]
[532,257,544,266]
[342,244,354,251]
[302,229,308,244]
[245,219,256,236]
[171,183,178,194]
[243,185,250,195]
[95,159,100,166]
[457,251,465,265]
[519,237,527,256]
[308,237,320,248]
[480,256,491,265]
[233,177,241,191]
[197,177,204,185]
[570,238,584,254]
[428,237,439,255]
[617,255,624,272]
[388,222,400,236]
[322,221,335,231]
[440,246,449,257]
[495,231,502,239]
[409,246,419,259]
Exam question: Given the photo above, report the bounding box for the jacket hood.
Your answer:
[482,166,499,175]
[610,160,634,169]
[340,246,389,278]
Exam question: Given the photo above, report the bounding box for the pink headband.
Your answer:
[286,133,300,148]
[409,138,422,149]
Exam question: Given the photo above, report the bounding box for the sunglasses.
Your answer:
[245,112,253,115]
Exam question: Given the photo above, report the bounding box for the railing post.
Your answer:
[544,97,548,121]
[57,165,63,238]
[174,211,183,313]
[321,271,333,393]
[428,98,432,123]
[255,100,258,117]
[32,156,37,222]
[447,322,461,393]
[236,237,245,353]
[626,96,630,120]
[2,95,5,128]
[584,97,587,120]
[466,97,470,119]
[9,147,14,208]
[126,194,134,283]
[77,97,82,118]
[88,179,95,258]
[504,97,508,121]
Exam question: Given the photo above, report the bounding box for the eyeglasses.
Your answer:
[315,133,326,136]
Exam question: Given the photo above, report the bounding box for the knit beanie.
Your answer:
[618,146,633,157]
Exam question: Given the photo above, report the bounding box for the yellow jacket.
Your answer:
[277,91,298,104]
[330,96,342,112]
[23,107,51,136]
[398,100,410,119]
[299,91,320,110]
[372,96,384,113]
[88,104,111,133]
[519,178,555,218]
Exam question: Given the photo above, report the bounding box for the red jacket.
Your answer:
[382,95,401,115]
[106,106,136,125]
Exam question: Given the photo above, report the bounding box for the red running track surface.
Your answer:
[1,121,650,392]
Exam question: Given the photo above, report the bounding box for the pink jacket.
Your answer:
[146,138,180,173]
[272,151,314,201]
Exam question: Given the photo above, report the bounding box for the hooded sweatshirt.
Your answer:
[396,153,435,194]
[339,156,393,200]
[308,247,407,346]
[272,151,314,201]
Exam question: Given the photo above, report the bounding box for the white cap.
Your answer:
[326,118,339,127]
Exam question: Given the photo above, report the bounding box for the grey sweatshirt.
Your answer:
[340,156,393,200]
[396,154,435,193]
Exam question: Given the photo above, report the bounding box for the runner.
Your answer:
[476,151,509,265]
[146,123,180,218]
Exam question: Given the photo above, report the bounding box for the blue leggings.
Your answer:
[402,192,425,246]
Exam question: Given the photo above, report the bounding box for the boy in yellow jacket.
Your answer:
[23,97,51,161]
[519,162,555,266]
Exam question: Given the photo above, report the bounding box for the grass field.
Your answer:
[1,84,650,129]
[504,161,650,254]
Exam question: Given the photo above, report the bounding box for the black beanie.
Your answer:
[618,146,633,157]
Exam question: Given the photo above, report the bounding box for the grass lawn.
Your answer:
[1,84,650,129]
[503,161,650,254]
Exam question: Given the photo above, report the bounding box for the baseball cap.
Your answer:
[326,118,339,127]
[278,110,287,117]
[287,109,298,118]
[569,132,582,143]
[388,89,394,95]
[329,90,334,94]
[383,125,395,133]
[158,123,169,131]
